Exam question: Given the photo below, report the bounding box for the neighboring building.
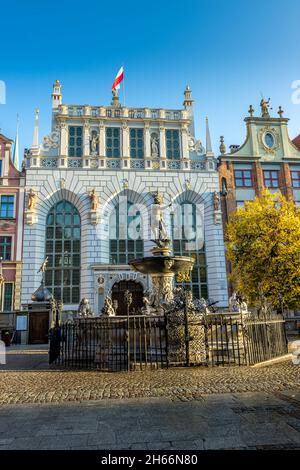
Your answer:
[293,134,300,151]
[21,80,228,326]
[218,101,300,226]
[0,133,25,339]
[218,101,300,295]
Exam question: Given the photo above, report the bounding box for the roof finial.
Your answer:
[278,106,284,117]
[219,136,226,155]
[12,114,20,170]
[248,105,254,117]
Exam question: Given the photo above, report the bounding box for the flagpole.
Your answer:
[122,64,126,107]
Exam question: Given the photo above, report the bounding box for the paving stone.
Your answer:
[0,349,299,405]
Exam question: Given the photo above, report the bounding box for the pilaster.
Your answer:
[60,122,68,156]
[145,124,151,158]
[159,125,166,159]
[122,122,129,158]
[99,122,105,157]
[83,121,90,157]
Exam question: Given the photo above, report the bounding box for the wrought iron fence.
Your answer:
[49,312,288,370]
[50,315,167,371]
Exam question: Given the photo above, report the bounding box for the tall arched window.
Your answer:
[45,200,81,304]
[171,202,207,299]
[109,200,144,264]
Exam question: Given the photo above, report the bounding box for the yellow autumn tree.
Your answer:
[226,189,300,310]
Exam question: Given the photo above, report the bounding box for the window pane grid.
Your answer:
[263,170,279,188]
[171,203,207,299]
[166,130,180,160]
[106,127,120,157]
[0,195,14,218]
[45,200,80,304]
[3,283,13,311]
[291,171,300,188]
[110,201,144,264]
[0,236,12,260]
[234,170,253,187]
[68,126,83,157]
[130,128,144,158]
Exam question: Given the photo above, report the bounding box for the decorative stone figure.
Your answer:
[77,298,94,317]
[151,191,170,247]
[102,295,116,316]
[213,191,221,225]
[142,290,155,314]
[37,256,48,277]
[150,133,159,158]
[260,97,271,117]
[229,292,248,314]
[213,191,220,211]
[90,131,99,155]
[89,189,99,211]
[229,292,240,312]
[28,188,37,210]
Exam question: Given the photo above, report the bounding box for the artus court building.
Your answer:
[21,81,228,317]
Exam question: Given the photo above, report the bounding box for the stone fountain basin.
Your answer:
[129,256,194,275]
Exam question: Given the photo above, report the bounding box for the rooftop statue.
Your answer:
[260,97,271,117]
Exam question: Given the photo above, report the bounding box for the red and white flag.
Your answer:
[112,66,124,91]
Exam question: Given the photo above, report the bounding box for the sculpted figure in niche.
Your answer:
[151,133,159,157]
[90,131,99,155]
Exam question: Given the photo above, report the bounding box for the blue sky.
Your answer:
[1,0,300,159]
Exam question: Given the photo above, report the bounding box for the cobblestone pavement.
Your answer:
[0,345,299,405]
[0,346,300,449]
[0,392,300,450]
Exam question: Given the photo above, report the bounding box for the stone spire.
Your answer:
[52,79,62,109]
[31,109,40,156]
[12,114,20,170]
[205,116,214,157]
[183,85,194,109]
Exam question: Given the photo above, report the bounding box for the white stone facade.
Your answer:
[21,82,228,313]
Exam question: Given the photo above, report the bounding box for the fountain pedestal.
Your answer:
[129,244,194,311]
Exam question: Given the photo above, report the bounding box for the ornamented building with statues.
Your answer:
[20,81,228,319]
[219,99,300,219]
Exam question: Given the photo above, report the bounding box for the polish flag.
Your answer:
[112,66,124,91]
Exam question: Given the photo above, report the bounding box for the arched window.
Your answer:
[109,200,144,264]
[171,202,207,299]
[45,200,80,304]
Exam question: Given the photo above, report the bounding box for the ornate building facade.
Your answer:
[218,100,300,294]
[218,100,300,225]
[0,133,25,312]
[21,81,228,317]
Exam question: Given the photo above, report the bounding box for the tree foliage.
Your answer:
[226,189,300,309]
